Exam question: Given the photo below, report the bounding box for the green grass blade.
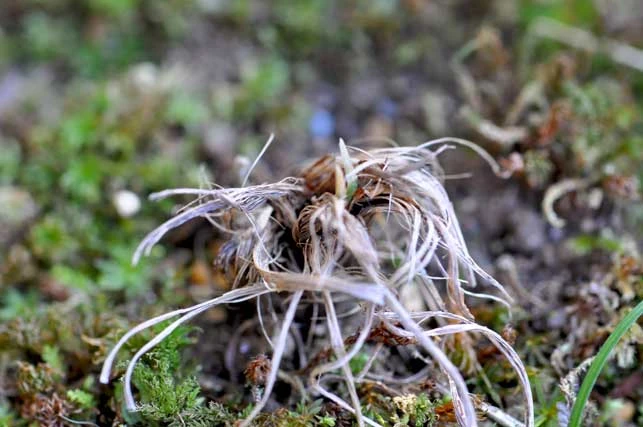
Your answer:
[568,299,643,426]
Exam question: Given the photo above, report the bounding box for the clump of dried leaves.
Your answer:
[101,138,534,427]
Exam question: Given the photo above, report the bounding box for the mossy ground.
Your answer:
[1,1,641,426]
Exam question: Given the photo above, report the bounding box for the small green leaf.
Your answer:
[67,389,97,409]
[42,345,64,373]
[51,265,93,292]
[60,156,104,203]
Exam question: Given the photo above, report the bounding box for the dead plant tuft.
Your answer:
[100,138,534,427]
[245,354,271,387]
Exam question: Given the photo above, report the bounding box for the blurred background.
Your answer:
[1,0,642,425]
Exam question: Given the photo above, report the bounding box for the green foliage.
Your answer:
[16,361,60,395]
[569,300,643,426]
[412,393,436,426]
[273,0,327,35]
[512,4,643,213]
[29,215,80,263]
[60,155,104,204]
[0,295,208,426]
[164,402,233,427]
[530,370,564,427]
[96,243,161,296]
[567,234,624,256]
[235,56,291,120]
[132,325,198,420]
[270,0,332,53]
[523,150,554,189]
[251,399,339,427]
[10,71,208,302]
[51,264,94,292]
[349,351,369,375]
[288,400,326,427]
[317,415,336,427]
[0,289,38,321]
[165,93,209,127]
[562,80,642,177]
[519,0,599,29]
[128,324,238,425]
[21,12,75,61]
[390,394,438,426]
[137,374,203,421]
[519,78,643,194]
[0,138,21,184]
[88,0,138,18]
[67,388,96,409]
[0,18,221,420]
[41,345,64,374]
[360,393,439,427]
[0,403,16,426]
[3,0,199,77]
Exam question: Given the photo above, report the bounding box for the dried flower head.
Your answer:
[245,354,271,386]
[100,138,534,427]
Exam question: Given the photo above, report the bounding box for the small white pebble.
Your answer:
[113,190,141,218]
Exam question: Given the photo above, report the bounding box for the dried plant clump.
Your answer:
[245,354,272,387]
[100,138,534,426]
[20,393,75,427]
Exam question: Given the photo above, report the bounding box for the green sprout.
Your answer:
[569,300,643,426]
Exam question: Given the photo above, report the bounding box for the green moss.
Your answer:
[165,93,209,128]
[0,289,39,321]
[67,388,97,409]
[349,351,370,375]
[519,0,600,29]
[29,215,80,264]
[96,243,164,297]
[0,138,21,184]
[235,56,291,120]
[567,233,624,256]
[41,345,64,374]
[0,404,16,426]
[16,361,64,399]
[389,393,439,427]
[127,325,238,426]
[2,0,199,77]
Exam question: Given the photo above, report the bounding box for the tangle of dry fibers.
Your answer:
[100,138,534,427]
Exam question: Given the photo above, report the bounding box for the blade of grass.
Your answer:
[568,300,643,427]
